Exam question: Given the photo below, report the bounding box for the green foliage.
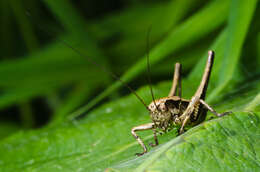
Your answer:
[0,81,260,171]
[110,113,260,172]
[0,0,259,171]
[68,0,231,119]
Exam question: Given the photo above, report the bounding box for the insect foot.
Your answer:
[135,152,146,156]
[178,128,186,135]
[149,142,158,147]
[217,111,232,117]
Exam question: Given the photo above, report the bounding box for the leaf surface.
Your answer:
[0,78,260,171]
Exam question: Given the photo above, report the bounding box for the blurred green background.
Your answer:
[0,0,260,171]
[0,0,259,142]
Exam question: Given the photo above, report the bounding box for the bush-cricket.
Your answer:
[131,51,230,156]
[46,38,230,156]
[28,14,230,156]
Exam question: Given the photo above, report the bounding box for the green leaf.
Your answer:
[50,82,95,125]
[0,122,20,140]
[100,0,201,60]
[0,36,109,109]
[42,0,108,62]
[0,78,260,171]
[207,0,258,102]
[9,0,38,51]
[112,111,260,172]
[43,0,86,33]
[68,0,231,119]
[0,1,259,171]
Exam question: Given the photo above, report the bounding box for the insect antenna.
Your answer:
[25,11,149,110]
[59,40,149,110]
[146,26,159,111]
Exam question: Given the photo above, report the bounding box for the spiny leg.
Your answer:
[169,63,182,97]
[179,97,231,134]
[131,123,154,156]
[186,51,214,123]
[178,51,214,134]
[199,99,231,117]
[149,129,158,147]
[179,115,191,134]
[179,96,201,134]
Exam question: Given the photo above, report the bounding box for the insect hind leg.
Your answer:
[179,96,200,134]
[169,63,182,97]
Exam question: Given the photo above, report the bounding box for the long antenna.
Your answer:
[146,26,158,110]
[26,11,149,110]
[61,40,149,109]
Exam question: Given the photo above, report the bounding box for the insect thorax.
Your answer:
[150,110,177,132]
[149,97,189,132]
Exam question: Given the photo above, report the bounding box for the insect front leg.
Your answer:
[199,99,231,117]
[149,129,158,147]
[131,123,154,156]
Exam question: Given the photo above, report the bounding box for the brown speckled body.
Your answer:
[148,96,189,132]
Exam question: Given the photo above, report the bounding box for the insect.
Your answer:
[28,13,229,156]
[131,51,230,156]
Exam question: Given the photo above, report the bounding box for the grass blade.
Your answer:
[69,0,231,119]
